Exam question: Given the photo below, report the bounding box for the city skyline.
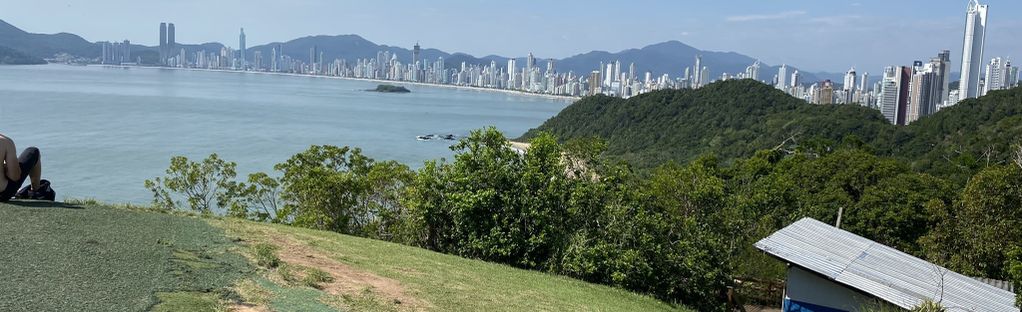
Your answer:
[134,0,1016,125]
[1,0,1020,73]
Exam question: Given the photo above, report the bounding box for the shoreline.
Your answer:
[97,64,581,102]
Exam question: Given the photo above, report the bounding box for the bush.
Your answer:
[253,243,280,268]
[910,300,946,312]
[1007,247,1022,308]
[274,145,414,238]
[145,154,239,213]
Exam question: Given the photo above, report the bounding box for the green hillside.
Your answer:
[521,79,891,168]
[0,45,46,65]
[521,79,1022,183]
[0,201,687,312]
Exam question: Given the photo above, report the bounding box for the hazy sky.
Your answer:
[1,0,1019,73]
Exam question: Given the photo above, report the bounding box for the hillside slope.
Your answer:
[522,79,1022,182]
[0,45,46,65]
[0,201,687,312]
[522,79,891,168]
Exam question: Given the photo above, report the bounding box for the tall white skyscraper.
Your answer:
[694,55,703,88]
[879,66,903,124]
[507,59,517,88]
[604,63,614,87]
[777,64,788,89]
[843,67,857,91]
[745,61,761,82]
[959,0,989,101]
[859,72,869,92]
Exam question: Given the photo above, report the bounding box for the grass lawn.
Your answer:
[0,201,690,311]
[0,201,251,312]
[215,219,690,312]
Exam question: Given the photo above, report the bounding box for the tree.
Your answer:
[923,165,1022,279]
[274,145,413,237]
[1006,247,1022,308]
[144,153,239,213]
[225,172,284,222]
[408,128,573,268]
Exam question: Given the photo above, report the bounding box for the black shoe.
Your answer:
[15,180,56,201]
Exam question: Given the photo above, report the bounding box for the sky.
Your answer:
[0,0,1019,73]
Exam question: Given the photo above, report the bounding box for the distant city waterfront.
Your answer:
[0,64,570,203]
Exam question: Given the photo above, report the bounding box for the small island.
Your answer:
[368,84,411,93]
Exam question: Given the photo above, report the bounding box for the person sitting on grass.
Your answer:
[0,133,54,202]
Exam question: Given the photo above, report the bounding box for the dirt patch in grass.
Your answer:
[268,236,429,310]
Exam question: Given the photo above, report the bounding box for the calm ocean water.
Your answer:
[0,65,570,204]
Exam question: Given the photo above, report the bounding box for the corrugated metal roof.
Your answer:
[755,218,1018,311]
[974,278,1016,293]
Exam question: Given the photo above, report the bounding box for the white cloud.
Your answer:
[726,11,807,22]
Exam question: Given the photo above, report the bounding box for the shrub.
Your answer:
[145,154,239,213]
[274,145,414,238]
[910,300,946,312]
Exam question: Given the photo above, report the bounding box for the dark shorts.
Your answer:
[1,147,40,202]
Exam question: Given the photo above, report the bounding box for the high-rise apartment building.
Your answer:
[958,0,989,101]
[239,28,247,69]
[159,23,167,64]
[589,71,601,96]
[777,64,788,90]
[693,55,703,88]
[879,66,912,125]
[983,57,1011,95]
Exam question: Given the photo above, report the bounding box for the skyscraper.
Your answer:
[959,0,989,101]
[159,23,167,64]
[777,64,788,90]
[309,46,317,73]
[507,58,517,88]
[815,80,834,105]
[693,55,703,88]
[589,71,601,96]
[859,72,869,92]
[983,57,1010,95]
[412,43,421,70]
[271,47,278,72]
[935,50,952,107]
[844,67,857,92]
[907,64,937,124]
[167,23,176,57]
[844,67,857,103]
[879,66,912,125]
[239,28,247,69]
[745,61,761,82]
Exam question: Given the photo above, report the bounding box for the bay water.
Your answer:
[0,65,569,204]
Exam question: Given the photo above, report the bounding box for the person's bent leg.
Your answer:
[17,147,40,191]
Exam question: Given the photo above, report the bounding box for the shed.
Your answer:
[755,218,1018,311]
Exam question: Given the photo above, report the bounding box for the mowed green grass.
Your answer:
[0,201,251,312]
[0,201,689,311]
[216,219,691,312]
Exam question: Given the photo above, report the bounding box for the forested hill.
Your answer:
[891,87,1022,181]
[521,79,1022,183]
[0,45,46,65]
[522,79,891,168]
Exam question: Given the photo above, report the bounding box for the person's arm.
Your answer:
[0,136,20,181]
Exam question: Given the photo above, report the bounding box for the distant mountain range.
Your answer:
[0,18,839,82]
